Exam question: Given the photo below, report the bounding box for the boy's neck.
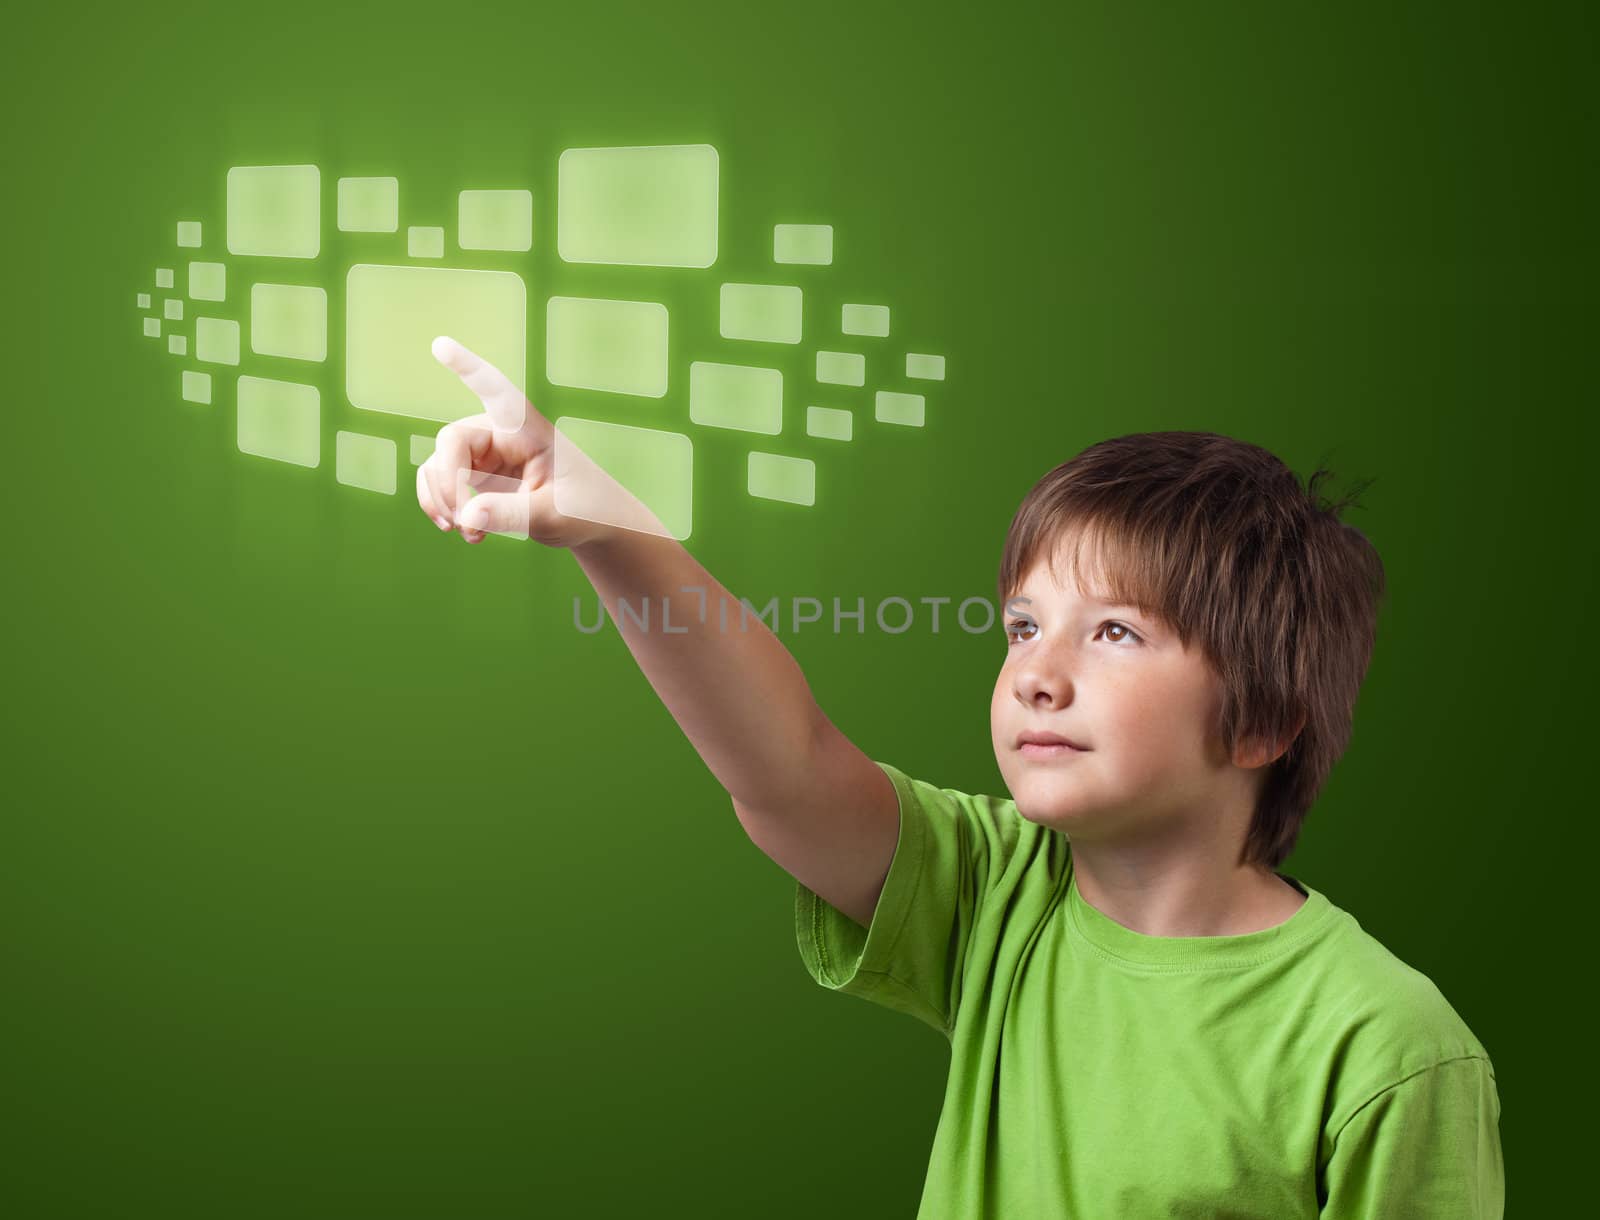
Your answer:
[1070,847,1306,939]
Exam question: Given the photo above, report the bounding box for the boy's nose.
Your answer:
[1014,662,1074,709]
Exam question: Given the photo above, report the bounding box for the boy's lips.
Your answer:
[1016,730,1089,750]
[1017,731,1090,761]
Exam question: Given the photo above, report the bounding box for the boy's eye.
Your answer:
[1099,622,1139,644]
[1005,618,1037,644]
[1006,620,1142,646]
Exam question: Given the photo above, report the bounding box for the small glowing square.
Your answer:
[875,390,925,427]
[196,317,240,365]
[689,362,782,435]
[408,226,444,258]
[143,317,161,338]
[338,177,399,233]
[409,434,434,465]
[720,283,802,344]
[182,370,211,404]
[336,431,397,494]
[458,189,533,252]
[136,293,151,309]
[748,452,815,506]
[250,283,327,362]
[227,164,321,259]
[546,296,668,397]
[774,224,833,265]
[177,221,202,248]
[188,262,226,302]
[552,416,694,541]
[155,268,174,289]
[906,353,945,380]
[816,351,864,386]
[841,304,889,337]
[557,145,718,268]
[164,299,183,321]
[168,334,187,356]
[237,376,319,467]
[806,405,852,441]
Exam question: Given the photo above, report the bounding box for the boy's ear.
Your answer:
[1232,713,1307,770]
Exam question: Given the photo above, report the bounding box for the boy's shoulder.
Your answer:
[1297,889,1495,1124]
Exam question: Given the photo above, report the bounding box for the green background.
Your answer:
[3,1,1592,1214]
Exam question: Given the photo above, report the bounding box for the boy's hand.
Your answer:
[417,336,615,547]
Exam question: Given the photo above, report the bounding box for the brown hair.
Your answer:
[997,431,1386,870]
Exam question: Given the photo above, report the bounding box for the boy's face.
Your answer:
[991,534,1245,840]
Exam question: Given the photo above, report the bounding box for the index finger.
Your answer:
[432,335,528,433]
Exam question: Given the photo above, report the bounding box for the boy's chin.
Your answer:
[1009,779,1106,830]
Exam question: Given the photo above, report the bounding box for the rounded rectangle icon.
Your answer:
[237,376,320,467]
[188,262,226,302]
[546,296,668,398]
[841,303,890,337]
[689,362,783,435]
[875,390,925,427]
[345,264,527,424]
[748,451,815,506]
[195,317,240,365]
[806,405,853,441]
[336,431,397,495]
[227,165,321,259]
[251,283,328,362]
[774,223,833,266]
[815,350,864,387]
[558,144,718,268]
[552,417,692,541]
[720,283,802,345]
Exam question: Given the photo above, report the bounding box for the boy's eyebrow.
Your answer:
[1010,594,1150,615]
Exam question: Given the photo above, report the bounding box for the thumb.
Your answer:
[458,491,530,540]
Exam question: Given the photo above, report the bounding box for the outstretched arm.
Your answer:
[418,338,898,928]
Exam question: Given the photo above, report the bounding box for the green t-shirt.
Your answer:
[794,761,1504,1218]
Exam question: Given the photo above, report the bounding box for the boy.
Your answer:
[417,337,1504,1218]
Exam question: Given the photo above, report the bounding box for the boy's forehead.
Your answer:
[1018,528,1122,599]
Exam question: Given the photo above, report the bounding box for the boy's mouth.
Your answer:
[1016,730,1090,759]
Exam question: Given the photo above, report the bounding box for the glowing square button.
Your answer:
[196,317,240,365]
[558,144,718,267]
[748,452,815,506]
[237,376,319,467]
[227,165,321,258]
[336,431,397,494]
[188,262,226,302]
[774,224,832,265]
[250,283,327,362]
[346,264,526,424]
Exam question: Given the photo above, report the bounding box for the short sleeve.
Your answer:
[1319,1055,1504,1218]
[793,760,1023,1040]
